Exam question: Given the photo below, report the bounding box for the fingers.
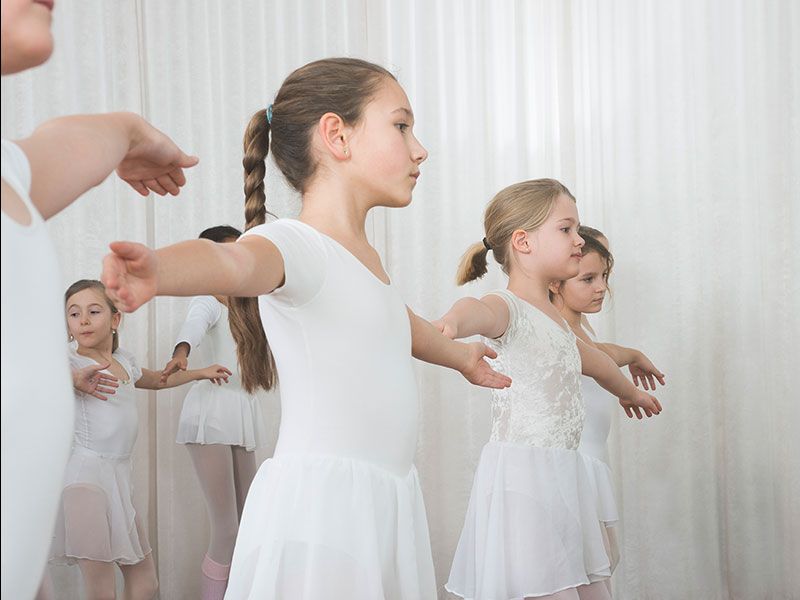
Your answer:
[624,406,634,418]
[90,392,111,401]
[144,179,167,196]
[177,152,200,169]
[128,180,150,196]
[482,345,498,360]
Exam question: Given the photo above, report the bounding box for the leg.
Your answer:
[186,444,240,600]
[119,554,158,600]
[577,581,613,600]
[231,446,258,520]
[34,567,55,600]
[78,559,117,600]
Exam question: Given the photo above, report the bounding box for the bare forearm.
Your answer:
[154,239,281,298]
[409,309,469,371]
[18,112,142,219]
[580,341,637,399]
[596,342,638,367]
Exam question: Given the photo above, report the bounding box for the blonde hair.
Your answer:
[456,178,575,285]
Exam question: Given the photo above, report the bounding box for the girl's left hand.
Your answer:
[200,364,233,386]
[619,389,662,419]
[460,342,512,389]
[628,352,666,391]
[101,241,158,312]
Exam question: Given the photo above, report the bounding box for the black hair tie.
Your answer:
[482,237,492,251]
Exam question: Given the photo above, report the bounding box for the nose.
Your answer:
[412,134,428,164]
[575,233,585,248]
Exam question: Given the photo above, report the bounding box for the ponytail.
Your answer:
[456,242,491,285]
[227,109,278,393]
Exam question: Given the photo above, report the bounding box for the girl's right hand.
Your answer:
[619,389,662,419]
[73,363,119,401]
[101,241,158,312]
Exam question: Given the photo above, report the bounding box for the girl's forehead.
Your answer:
[547,194,579,221]
[67,287,106,306]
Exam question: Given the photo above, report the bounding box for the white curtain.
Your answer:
[2,1,797,598]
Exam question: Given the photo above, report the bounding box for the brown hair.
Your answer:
[456,178,576,285]
[64,279,120,352]
[579,225,614,291]
[549,227,614,302]
[228,58,395,393]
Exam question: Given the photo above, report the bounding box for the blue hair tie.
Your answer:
[266,104,273,125]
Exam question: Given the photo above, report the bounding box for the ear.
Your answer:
[111,311,122,329]
[548,280,563,297]
[317,112,351,161]
[510,229,533,254]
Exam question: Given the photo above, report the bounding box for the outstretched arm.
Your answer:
[135,364,233,391]
[595,342,666,391]
[15,112,198,219]
[578,339,662,419]
[431,295,510,340]
[101,235,285,312]
[408,308,512,389]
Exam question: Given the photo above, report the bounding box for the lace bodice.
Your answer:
[484,290,585,449]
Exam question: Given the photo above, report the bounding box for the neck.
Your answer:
[300,173,371,243]
[76,341,114,363]
[506,270,553,305]
[559,305,584,330]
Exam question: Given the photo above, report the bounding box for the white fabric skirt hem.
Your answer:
[49,448,151,566]
[225,453,436,600]
[447,442,612,600]
[176,384,268,451]
[579,453,619,526]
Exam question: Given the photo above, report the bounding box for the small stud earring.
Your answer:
[343,146,349,156]
[112,329,117,335]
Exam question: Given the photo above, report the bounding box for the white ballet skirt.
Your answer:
[578,337,621,572]
[446,290,612,600]
[49,347,152,565]
[174,295,268,451]
[224,220,435,599]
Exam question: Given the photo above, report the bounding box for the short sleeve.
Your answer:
[241,219,328,307]
[175,295,222,350]
[484,289,520,345]
[116,348,143,384]
[1,140,32,195]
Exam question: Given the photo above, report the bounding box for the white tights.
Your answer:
[186,444,257,565]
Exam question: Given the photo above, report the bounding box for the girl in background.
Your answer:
[161,225,269,600]
[551,227,666,586]
[50,280,230,600]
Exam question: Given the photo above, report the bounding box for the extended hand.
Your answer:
[73,363,119,401]
[201,364,233,386]
[117,119,199,196]
[101,241,158,312]
[460,342,512,389]
[619,389,662,419]
[628,352,666,391]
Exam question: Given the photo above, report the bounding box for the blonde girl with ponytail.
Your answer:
[438,179,662,600]
[101,58,510,599]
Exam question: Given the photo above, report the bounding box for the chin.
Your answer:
[1,35,53,73]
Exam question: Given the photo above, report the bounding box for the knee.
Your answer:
[129,575,158,600]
